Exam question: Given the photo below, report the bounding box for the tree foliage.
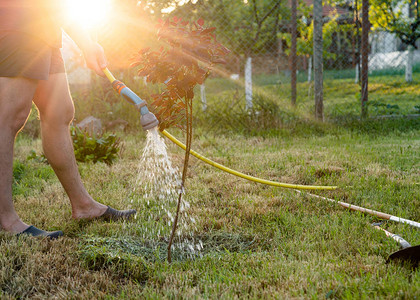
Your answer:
[170,0,287,56]
[370,0,420,48]
[281,1,354,60]
[131,17,229,130]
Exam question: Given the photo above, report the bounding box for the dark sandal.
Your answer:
[98,206,137,221]
[18,225,63,239]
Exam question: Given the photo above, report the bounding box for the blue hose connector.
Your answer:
[112,80,159,130]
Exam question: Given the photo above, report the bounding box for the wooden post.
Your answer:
[245,57,253,110]
[361,0,369,119]
[290,0,297,106]
[313,0,324,121]
[200,84,207,111]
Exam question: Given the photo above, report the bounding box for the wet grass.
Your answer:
[2,73,419,298]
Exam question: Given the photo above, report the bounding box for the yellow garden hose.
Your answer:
[103,68,337,191]
[103,68,116,82]
[162,127,420,228]
[161,130,337,190]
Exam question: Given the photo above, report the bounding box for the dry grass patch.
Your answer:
[0,235,124,299]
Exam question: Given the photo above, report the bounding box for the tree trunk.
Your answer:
[290,0,297,106]
[361,0,369,119]
[405,45,414,83]
[313,0,324,121]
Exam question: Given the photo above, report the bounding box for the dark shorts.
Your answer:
[0,31,65,80]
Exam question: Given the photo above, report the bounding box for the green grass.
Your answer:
[2,72,419,298]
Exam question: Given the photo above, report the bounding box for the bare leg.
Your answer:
[0,77,37,233]
[33,73,107,219]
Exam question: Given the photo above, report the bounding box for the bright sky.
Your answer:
[161,0,198,14]
[64,0,112,29]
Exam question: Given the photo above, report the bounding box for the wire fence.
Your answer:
[63,0,420,120]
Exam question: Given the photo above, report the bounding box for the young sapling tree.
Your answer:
[131,17,229,262]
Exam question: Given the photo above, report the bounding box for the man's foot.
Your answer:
[18,225,63,239]
[72,201,136,221]
[72,201,108,219]
[0,217,29,234]
[96,206,137,221]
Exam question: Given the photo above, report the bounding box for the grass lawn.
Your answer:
[1,72,419,299]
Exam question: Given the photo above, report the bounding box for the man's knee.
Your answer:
[0,98,33,134]
[13,108,32,133]
[57,98,75,125]
[39,96,75,126]
[0,108,31,134]
[0,77,37,133]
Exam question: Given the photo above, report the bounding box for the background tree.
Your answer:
[281,3,349,82]
[168,0,287,109]
[172,0,287,70]
[370,0,420,82]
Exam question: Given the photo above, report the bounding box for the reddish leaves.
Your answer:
[131,17,229,131]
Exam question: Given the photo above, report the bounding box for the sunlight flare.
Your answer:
[64,0,112,29]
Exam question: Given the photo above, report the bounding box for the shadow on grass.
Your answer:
[194,92,419,139]
[79,231,258,271]
[334,116,420,136]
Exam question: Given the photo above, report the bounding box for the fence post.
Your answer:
[354,0,361,84]
[290,0,297,106]
[200,84,207,111]
[313,0,324,121]
[245,57,253,110]
[361,0,369,119]
[308,56,312,82]
[355,63,359,84]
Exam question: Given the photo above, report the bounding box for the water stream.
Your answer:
[132,127,202,258]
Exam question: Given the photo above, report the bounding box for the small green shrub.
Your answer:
[70,126,121,165]
[12,160,26,184]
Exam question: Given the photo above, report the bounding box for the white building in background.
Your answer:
[368,1,420,72]
[370,0,409,54]
[369,33,420,72]
[61,32,91,86]
[370,31,400,54]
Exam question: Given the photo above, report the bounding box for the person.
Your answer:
[0,0,136,238]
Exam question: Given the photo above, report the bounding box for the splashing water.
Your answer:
[136,127,180,207]
[132,127,202,258]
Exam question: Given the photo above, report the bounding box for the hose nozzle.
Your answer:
[140,112,159,131]
[109,78,159,131]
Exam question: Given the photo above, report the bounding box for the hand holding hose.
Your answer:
[63,25,108,77]
[82,42,108,77]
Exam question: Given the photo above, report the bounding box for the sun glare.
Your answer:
[64,0,112,29]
